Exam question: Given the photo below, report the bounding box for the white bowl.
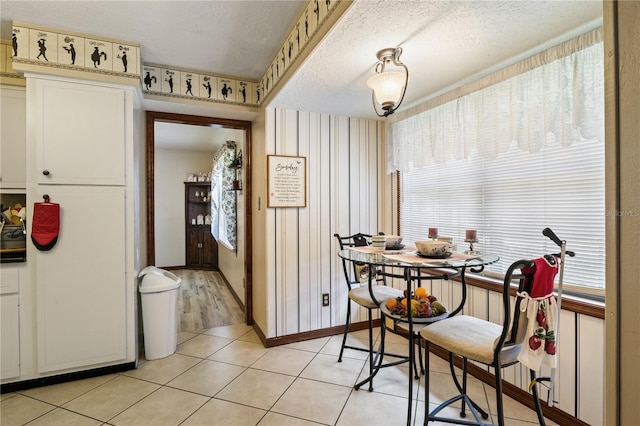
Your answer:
[385,235,403,247]
[415,240,449,256]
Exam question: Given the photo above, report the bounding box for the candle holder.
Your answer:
[464,238,479,254]
[464,229,479,254]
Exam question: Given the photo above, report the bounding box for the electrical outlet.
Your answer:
[322,293,330,307]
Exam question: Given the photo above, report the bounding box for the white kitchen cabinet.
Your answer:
[1,264,23,380]
[0,86,27,189]
[14,73,139,383]
[1,294,20,379]
[29,78,125,186]
[0,263,21,294]
[35,186,127,372]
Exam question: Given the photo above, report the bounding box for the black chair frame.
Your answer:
[423,258,549,426]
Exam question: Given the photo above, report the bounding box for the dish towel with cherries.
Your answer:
[31,198,60,251]
[516,256,559,371]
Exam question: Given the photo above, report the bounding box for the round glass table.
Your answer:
[338,247,499,426]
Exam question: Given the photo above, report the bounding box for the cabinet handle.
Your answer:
[43,170,50,176]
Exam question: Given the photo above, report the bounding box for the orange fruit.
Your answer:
[415,287,429,299]
[400,298,408,307]
[385,298,397,310]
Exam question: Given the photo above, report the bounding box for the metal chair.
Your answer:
[334,232,403,390]
[420,259,541,426]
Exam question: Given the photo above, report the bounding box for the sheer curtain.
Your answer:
[388,28,603,172]
[210,141,237,251]
[394,28,605,293]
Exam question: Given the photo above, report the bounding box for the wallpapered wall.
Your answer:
[262,109,385,338]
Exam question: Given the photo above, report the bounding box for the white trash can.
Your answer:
[138,266,182,360]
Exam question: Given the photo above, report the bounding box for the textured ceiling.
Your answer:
[271,0,603,119]
[1,0,603,122]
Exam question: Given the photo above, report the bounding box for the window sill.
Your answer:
[459,272,605,320]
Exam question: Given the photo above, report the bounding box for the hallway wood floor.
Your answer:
[172,269,245,332]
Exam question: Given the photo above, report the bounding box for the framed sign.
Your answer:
[267,155,307,208]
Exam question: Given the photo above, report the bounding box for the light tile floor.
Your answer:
[1,325,558,426]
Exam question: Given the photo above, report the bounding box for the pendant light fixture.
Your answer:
[366,47,408,117]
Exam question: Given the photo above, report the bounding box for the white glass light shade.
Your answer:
[367,71,406,108]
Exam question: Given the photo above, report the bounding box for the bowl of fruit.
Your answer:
[382,287,449,323]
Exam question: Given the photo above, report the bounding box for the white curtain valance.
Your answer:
[388,28,604,173]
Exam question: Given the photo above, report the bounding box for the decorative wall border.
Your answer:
[140,0,346,108]
[258,0,344,103]
[5,0,347,109]
[1,39,25,85]
[10,22,140,81]
[140,64,259,108]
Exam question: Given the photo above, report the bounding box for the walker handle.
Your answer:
[542,227,563,247]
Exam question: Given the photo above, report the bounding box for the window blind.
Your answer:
[400,135,605,290]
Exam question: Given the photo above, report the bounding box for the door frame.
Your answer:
[145,111,253,325]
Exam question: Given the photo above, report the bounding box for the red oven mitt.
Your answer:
[31,199,60,251]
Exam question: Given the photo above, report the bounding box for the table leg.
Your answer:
[406,275,414,426]
[407,319,414,426]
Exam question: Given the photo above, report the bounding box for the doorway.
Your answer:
[146,111,253,325]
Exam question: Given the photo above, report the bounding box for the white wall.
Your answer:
[154,148,213,267]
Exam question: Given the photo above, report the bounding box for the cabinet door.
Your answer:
[36,186,127,373]
[0,264,21,294]
[0,86,27,189]
[31,78,125,185]
[187,229,202,267]
[201,230,218,269]
[1,294,20,379]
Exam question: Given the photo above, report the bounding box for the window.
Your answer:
[400,134,605,292]
[210,142,237,251]
[393,29,604,295]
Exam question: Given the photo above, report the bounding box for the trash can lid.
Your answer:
[139,266,182,293]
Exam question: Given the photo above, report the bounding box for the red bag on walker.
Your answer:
[31,196,60,251]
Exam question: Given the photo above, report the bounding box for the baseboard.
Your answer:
[217,271,245,311]
[0,362,136,394]
[258,319,381,348]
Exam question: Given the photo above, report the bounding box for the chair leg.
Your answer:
[460,357,468,418]
[366,307,374,391]
[338,301,352,362]
[495,365,505,426]
[424,341,431,425]
[530,369,547,426]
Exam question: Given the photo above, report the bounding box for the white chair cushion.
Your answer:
[349,285,403,309]
[420,315,521,365]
